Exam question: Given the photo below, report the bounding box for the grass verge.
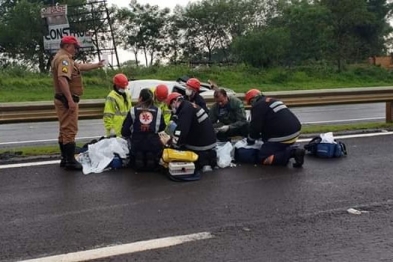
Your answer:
[1,122,392,159]
[2,64,393,102]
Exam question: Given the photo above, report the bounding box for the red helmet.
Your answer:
[61,36,80,48]
[245,89,261,105]
[113,73,128,89]
[166,92,183,106]
[186,78,201,91]
[155,84,169,102]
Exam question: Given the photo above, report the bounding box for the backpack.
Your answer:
[304,136,347,158]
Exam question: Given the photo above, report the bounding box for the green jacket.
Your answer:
[103,90,132,136]
[209,96,247,129]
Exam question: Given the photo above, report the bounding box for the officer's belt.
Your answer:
[55,93,80,103]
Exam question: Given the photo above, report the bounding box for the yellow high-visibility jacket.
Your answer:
[155,100,171,126]
[150,87,171,125]
[103,90,132,136]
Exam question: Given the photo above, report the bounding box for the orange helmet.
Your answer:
[186,78,201,91]
[61,36,80,48]
[155,84,169,102]
[245,89,261,105]
[113,73,128,89]
[166,92,183,106]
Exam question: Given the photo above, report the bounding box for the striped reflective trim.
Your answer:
[267,131,300,143]
[156,108,162,132]
[130,107,135,121]
[186,142,216,151]
[269,101,283,108]
[272,105,287,113]
[269,101,287,113]
[196,109,204,117]
[197,113,208,123]
[103,113,114,117]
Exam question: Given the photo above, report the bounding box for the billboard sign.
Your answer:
[41,4,94,53]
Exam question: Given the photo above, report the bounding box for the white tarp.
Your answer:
[76,137,129,175]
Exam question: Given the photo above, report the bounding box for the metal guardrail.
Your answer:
[1,87,393,124]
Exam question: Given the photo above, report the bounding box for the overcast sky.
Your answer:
[104,0,195,65]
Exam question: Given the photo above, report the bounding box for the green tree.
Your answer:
[232,27,290,67]
[319,0,375,71]
[272,0,333,64]
[0,0,46,71]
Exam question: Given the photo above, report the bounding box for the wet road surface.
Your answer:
[1,134,393,261]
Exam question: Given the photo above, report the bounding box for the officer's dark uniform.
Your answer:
[122,105,166,171]
[172,100,216,169]
[187,92,209,114]
[248,95,302,166]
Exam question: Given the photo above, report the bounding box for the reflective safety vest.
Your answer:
[154,100,171,125]
[103,90,132,136]
[130,105,162,134]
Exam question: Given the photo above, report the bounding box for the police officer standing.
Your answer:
[164,92,217,172]
[184,78,209,113]
[245,89,305,168]
[121,89,166,171]
[209,88,248,141]
[52,36,104,170]
[103,73,132,137]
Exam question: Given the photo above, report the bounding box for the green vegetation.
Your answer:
[1,64,393,102]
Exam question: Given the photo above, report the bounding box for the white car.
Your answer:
[126,76,236,101]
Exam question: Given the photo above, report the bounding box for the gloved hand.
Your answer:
[217,125,229,133]
[159,132,171,146]
[247,138,255,145]
[166,121,177,136]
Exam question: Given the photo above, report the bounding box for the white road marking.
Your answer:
[302,117,384,124]
[19,232,213,262]
[298,131,393,142]
[0,136,97,146]
[0,160,60,169]
[1,132,393,170]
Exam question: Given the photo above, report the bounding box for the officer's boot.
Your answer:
[63,142,82,171]
[59,142,66,168]
[290,147,305,168]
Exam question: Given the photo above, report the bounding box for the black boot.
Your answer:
[63,142,82,171]
[59,142,66,168]
[291,148,305,168]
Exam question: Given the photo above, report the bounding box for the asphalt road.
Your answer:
[1,134,393,261]
[0,103,385,148]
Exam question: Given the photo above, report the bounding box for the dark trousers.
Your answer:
[193,149,217,170]
[257,142,294,166]
[216,124,249,142]
[130,133,163,171]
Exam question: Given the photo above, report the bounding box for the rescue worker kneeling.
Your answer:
[121,89,166,171]
[245,89,305,168]
[162,92,217,172]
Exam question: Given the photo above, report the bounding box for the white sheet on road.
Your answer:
[77,137,129,175]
